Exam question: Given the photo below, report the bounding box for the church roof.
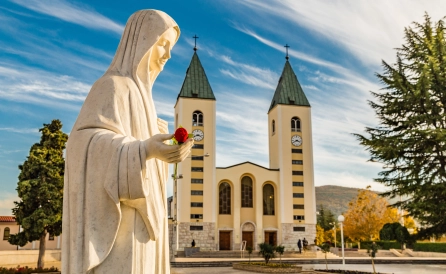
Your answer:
[0,216,16,222]
[177,51,216,100]
[217,161,279,171]
[268,60,310,112]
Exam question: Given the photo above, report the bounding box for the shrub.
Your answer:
[413,243,446,253]
[275,245,285,264]
[258,242,276,264]
[367,242,380,274]
[0,266,59,274]
[246,246,253,263]
[361,241,400,250]
[379,222,412,249]
[320,242,331,270]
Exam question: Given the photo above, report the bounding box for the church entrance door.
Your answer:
[242,232,253,249]
[219,231,231,250]
[264,231,277,246]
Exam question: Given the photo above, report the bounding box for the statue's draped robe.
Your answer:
[62,10,179,274]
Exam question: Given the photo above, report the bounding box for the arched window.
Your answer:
[219,182,231,214]
[263,184,275,215]
[291,117,301,132]
[193,111,203,126]
[241,176,253,207]
[3,227,10,240]
[272,120,275,135]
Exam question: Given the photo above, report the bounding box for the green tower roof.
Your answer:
[268,60,310,112]
[177,51,216,100]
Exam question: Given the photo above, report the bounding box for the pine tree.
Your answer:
[354,14,446,238]
[317,205,336,231]
[8,120,68,268]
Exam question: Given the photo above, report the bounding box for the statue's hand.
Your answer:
[144,134,194,163]
[157,118,169,134]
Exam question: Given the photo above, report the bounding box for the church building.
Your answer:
[171,45,316,252]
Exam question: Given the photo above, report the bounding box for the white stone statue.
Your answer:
[62,10,192,274]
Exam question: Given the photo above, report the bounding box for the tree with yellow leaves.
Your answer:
[343,186,399,248]
[403,215,417,232]
[316,224,325,246]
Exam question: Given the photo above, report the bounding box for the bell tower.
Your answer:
[268,48,316,241]
[173,38,217,250]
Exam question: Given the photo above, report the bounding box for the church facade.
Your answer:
[171,48,316,252]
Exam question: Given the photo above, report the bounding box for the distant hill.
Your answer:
[315,185,400,216]
[315,185,361,216]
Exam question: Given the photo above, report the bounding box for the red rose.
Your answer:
[174,127,188,143]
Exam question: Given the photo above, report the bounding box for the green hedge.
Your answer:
[413,242,446,253]
[361,241,401,250]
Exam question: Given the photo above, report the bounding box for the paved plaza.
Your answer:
[172,264,446,274]
[2,259,446,273]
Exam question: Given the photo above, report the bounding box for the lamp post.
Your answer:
[172,173,183,257]
[338,215,345,267]
[173,219,179,255]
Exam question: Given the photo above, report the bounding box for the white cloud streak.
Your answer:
[219,55,279,89]
[234,25,349,73]
[0,63,91,108]
[0,128,38,134]
[240,0,446,68]
[215,91,270,168]
[11,0,124,34]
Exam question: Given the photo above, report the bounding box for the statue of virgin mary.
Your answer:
[62,10,192,274]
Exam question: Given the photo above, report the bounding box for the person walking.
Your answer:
[303,237,308,252]
[297,239,302,254]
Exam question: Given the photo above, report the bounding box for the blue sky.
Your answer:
[1,0,445,215]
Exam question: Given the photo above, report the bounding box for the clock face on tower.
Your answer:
[192,129,204,141]
[291,135,302,147]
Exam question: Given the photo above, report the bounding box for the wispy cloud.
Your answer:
[0,10,111,77]
[0,127,38,134]
[315,171,386,193]
[232,26,380,92]
[219,55,279,89]
[233,25,347,72]
[0,63,91,108]
[11,0,124,34]
[239,0,446,68]
[214,91,270,167]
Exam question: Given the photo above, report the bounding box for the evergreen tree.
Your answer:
[9,120,68,268]
[354,14,446,238]
[317,205,336,231]
[380,222,412,250]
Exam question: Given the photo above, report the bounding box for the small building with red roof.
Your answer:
[0,216,61,251]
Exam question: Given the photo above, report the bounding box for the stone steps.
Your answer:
[171,261,233,268]
[171,259,323,268]
[331,250,399,258]
[186,251,316,258]
[171,258,446,268]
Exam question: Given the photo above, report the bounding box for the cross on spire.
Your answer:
[193,34,199,51]
[284,44,290,60]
